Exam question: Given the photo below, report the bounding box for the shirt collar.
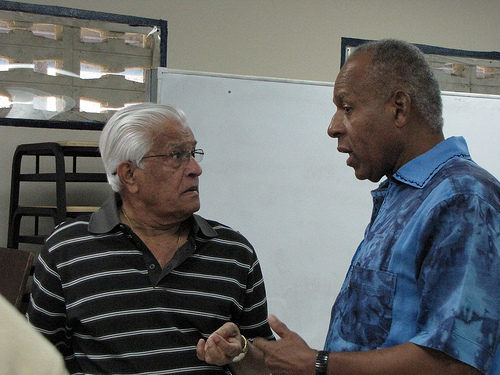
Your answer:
[392,136,471,189]
[88,193,218,238]
[88,193,121,233]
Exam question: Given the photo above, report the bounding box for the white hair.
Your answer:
[99,103,189,192]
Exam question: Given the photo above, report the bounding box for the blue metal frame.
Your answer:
[0,1,168,130]
[340,37,500,68]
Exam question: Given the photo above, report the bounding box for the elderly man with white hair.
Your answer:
[27,103,273,375]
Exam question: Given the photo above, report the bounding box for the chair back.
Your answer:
[0,247,35,312]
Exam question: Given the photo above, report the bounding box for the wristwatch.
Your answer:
[315,350,329,375]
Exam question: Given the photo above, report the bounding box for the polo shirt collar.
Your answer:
[192,214,218,238]
[88,193,121,233]
[392,136,471,189]
[88,193,218,238]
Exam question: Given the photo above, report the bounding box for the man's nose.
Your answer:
[186,156,202,176]
[327,111,343,138]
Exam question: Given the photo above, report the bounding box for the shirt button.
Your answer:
[149,264,156,270]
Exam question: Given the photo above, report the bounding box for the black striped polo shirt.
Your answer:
[27,195,274,375]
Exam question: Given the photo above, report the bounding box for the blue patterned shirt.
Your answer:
[325,136,500,374]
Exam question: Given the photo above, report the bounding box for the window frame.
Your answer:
[0,1,167,130]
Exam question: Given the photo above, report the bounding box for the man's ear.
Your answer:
[116,161,139,193]
[391,90,411,128]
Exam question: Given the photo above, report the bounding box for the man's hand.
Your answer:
[196,322,244,366]
[253,315,317,375]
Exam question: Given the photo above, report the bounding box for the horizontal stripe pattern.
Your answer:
[28,215,273,374]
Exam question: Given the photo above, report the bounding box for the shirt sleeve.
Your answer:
[236,250,275,341]
[410,193,500,374]
[26,242,73,359]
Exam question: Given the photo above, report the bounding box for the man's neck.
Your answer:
[394,123,445,174]
[120,203,186,238]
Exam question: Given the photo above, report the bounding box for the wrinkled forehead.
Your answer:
[151,120,196,150]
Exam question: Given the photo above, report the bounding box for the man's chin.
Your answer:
[354,169,383,183]
[190,201,201,214]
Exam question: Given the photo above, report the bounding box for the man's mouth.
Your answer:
[337,145,351,154]
[337,146,354,165]
[184,186,199,194]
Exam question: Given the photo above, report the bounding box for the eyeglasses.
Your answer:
[141,148,204,167]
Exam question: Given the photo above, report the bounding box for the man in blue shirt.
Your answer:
[249,39,499,374]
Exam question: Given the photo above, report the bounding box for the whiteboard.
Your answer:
[150,68,500,348]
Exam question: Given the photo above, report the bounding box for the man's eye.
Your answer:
[170,151,183,160]
[343,106,352,113]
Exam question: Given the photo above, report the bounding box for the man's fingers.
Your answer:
[268,314,290,339]
[207,332,240,358]
[253,315,291,353]
[196,338,206,360]
[215,322,238,337]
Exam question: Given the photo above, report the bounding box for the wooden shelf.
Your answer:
[8,142,107,248]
